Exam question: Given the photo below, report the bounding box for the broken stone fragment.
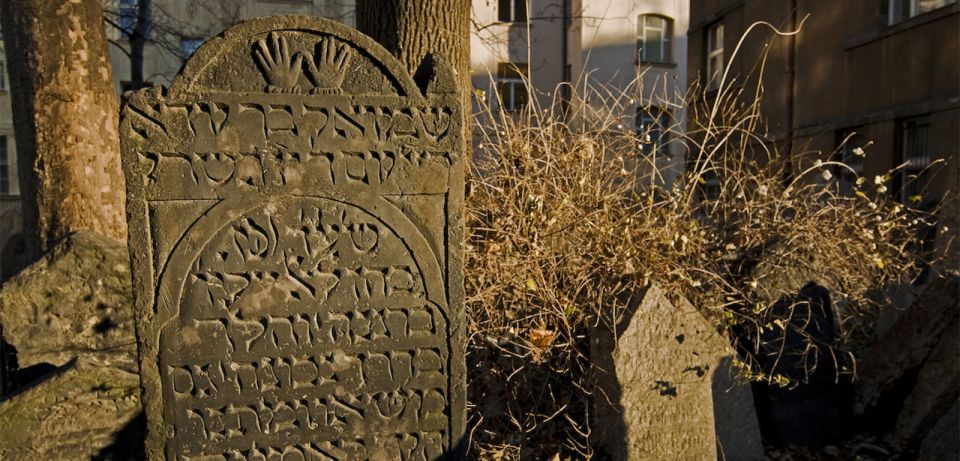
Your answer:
[0,358,141,460]
[0,231,136,384]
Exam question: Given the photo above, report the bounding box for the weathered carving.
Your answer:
[121,16,464,460]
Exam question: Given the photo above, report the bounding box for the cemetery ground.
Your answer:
[0,15,957,461]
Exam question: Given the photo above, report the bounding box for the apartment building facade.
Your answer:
[471,0,690,182]
[687,0,958,208]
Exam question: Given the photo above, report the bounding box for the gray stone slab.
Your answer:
[591,283,763,460]
[119,16,465,460]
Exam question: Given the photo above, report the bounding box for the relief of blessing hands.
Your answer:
[255,32,304,93]
[303,37,352,94]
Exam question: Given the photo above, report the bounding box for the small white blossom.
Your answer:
[877,185,888,193]
[874,175,885,185]
[853,147,865,157]
[758,185,769,197]
[822,169,833,181]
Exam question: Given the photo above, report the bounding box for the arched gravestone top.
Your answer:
[119,16,465,460]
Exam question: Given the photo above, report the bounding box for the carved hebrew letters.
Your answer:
[120,17,464,460]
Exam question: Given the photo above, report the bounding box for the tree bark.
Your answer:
[356,0,471,104]
[0,0,127,260]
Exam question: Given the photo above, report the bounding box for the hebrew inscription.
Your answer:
[120,17,465,461]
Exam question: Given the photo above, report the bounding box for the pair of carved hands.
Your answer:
[254,32,351,94]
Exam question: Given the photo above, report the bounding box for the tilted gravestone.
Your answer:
[119,16,465,460]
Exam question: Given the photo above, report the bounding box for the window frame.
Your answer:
[706,21,725,89]
[637,14,674,65]
[898,115,932,203]
[498,0,528,23]
[636,106,672,157]
[886,0,957,25]
[495,62,529,113]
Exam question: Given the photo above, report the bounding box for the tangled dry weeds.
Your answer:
[462,61,935,458]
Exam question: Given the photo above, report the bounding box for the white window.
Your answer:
[637,15,673,64]
[887,0,957,25]
[706,22,724,89]
[496,62,528,112]
[900,116,932,203]
[637,107,671,157]
[498,0,527,22]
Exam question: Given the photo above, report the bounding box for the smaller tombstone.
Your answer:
[120,16,465,460]
[591,283,763,460]
[751,283,852,447]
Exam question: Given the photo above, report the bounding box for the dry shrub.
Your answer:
[464,31,933,460]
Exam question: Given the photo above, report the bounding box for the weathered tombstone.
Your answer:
[591,283,764,460]
[119,16,465,460]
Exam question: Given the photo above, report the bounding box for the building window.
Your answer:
[637,106,671,156]
[899,116,932,203]
[0,136,9,194]
[706,22,725,89]
[637,15,673,64]
[0,58,6,91]
[119,0,138,35]
[498,0,527,22]
[885,0,957,25]
[496,62,528,112]
[834,128,866,192]
[180,38,204,60]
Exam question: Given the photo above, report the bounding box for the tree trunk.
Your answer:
[0,0,127,260]
[356,0,471,106]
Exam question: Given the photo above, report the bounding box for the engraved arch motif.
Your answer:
[170,16,423,99]
[157,196,451,458]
